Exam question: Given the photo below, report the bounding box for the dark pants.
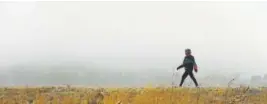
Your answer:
[179,69,198,87]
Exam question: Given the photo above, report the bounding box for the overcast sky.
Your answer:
[0,2,267,75]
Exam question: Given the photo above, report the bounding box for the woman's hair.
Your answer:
[185,48,191,53]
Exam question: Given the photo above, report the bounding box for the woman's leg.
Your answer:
[179,71,189,87]
[188,71,199,87]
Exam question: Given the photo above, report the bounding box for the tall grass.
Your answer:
[0,85,266,104]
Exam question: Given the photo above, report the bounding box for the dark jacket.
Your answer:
[177,55,197,71]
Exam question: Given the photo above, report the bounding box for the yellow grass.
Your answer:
[0,86,266,104]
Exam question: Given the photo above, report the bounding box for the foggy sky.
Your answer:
[0,2,267,76]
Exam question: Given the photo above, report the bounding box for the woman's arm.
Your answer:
[177,57,185,70]
[177,64,185,70]
[192,56,198,72]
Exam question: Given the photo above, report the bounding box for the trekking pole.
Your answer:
[172,68,175,88]
[171,67,176,104]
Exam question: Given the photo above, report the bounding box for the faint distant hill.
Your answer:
[1,62,172,86]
